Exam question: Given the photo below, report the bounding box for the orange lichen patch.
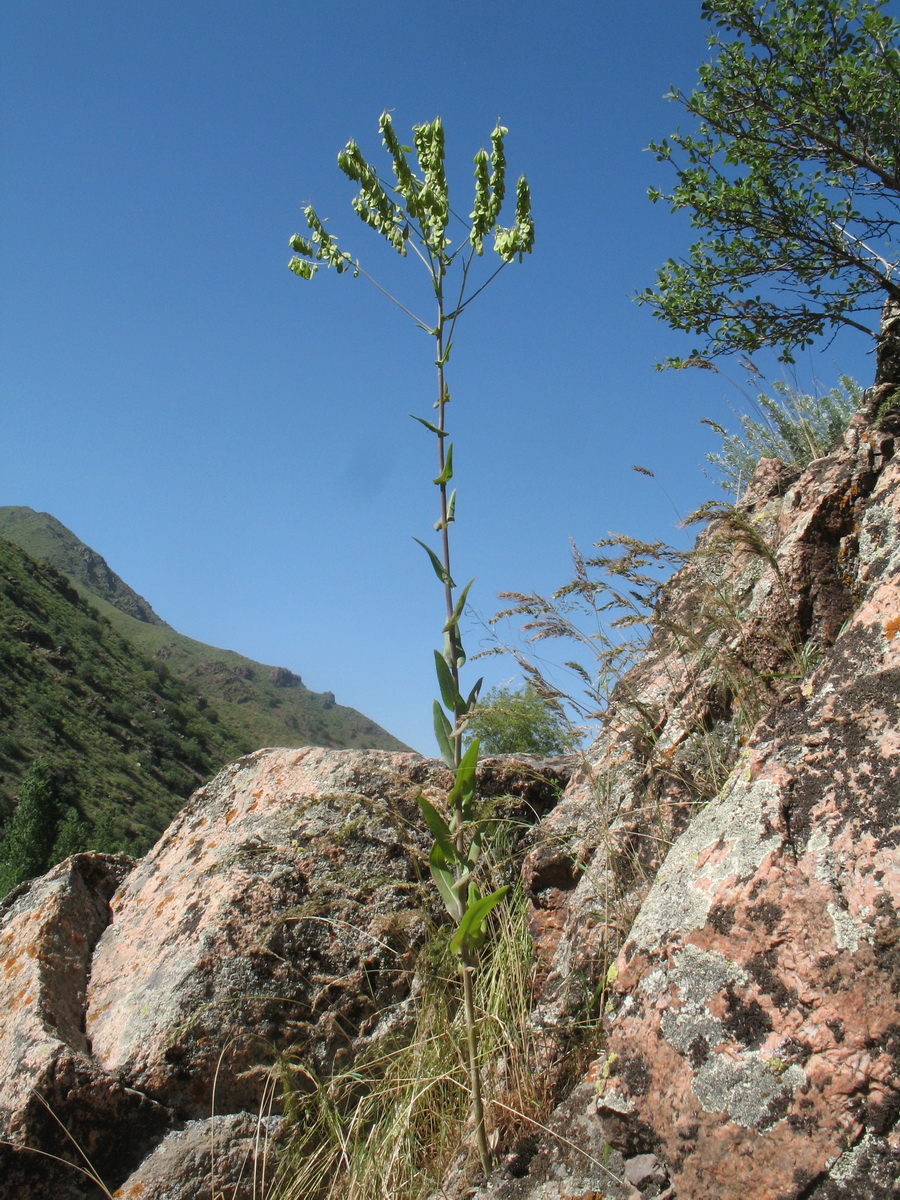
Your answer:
[115,1181,146,1197]
[5,984,34,1009]
[884,616,900,640]
[224,808,238,824]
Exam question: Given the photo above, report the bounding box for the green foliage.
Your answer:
[0,506,407,756]
[464,684,575,755]
[290,111,534,1176]
[0,759,61,893]
[0,535,243,885]
[704,376,863,495]
[639,0,900,365]
[275,881,558,1200]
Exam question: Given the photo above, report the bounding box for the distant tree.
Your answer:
[464,685,574,755]
[49,806,91,862]
[0,758,60,894]
[639,0,900,368]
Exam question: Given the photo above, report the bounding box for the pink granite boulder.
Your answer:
[85,748,449,1120]
[0,852,170,1197]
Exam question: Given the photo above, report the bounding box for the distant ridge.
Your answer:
[0,507,167,626]
[0,506,408,758]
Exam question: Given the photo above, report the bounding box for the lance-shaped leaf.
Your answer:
[429,841,461,919]
[443,622,466,671]
[434,649,465,714]
[443,578,474,635]
[417,794,455,861]
[413,538,455,587]
[465,677,483,712]
[447,738,479,813]
[433,442,454,485]
[465,818,486,867]
[449,885,509,956]
[433,700,455,768]
[410,414,447,437]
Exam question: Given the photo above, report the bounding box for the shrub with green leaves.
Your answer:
[704,376,862,496]
[639,0,900,366]
[289,111,534,1175]
[464,684,575,755]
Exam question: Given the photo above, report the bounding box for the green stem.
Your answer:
[461,949,492,1177]
[435,268,492,1177]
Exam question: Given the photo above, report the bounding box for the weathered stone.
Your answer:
[85,748,448,1120]
[0,853,170,1197]
[592,441,900,1198]
[0,746,568,1197]
[523,418,896,1031]
[112,1112,284,1200]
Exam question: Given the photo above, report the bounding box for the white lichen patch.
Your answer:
[811,839,871,953]
[826,900,863,952]
[626,778,784,953]
[692,1051,806,1129]
[658,945,745,1055]
[646,946,807,1129]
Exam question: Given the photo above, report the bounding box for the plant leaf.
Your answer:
[434,442,454,485]
[433,701,455,768]
[413,538,455,588]
[443,578,475,634]
[447,738,479,814]
[434,650,464,714]
[410,414,447,437]
[417,794,455,860]
[449,885,509,955]
[429,844,460,918]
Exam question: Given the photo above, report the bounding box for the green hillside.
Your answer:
[0,534,247,857]
[0,507,407,758]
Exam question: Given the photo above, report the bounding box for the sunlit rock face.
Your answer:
[594,421,900,1200]
[0,746,570,1199]
[85,747,447,1118]
[476,412,900,1199]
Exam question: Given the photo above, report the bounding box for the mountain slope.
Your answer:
[0,507,407,756]
[0,534,245,852]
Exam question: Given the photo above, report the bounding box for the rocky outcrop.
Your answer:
[85,747,446,1118]
[5,399,900,1199]
[0,748,569,1199]
[0,853,170,1197]
[477,409,900,1197]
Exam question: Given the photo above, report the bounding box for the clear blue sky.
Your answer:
[1,1,877,753]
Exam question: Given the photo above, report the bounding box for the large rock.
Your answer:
[0,853,170,1197]
[0,746,570,1198]
[112,1113,284,1200]
[524,418,895,1036]
[594,430,900,1198]
[469,413,900,1199]
[474,417,900,1200]
[85,747,448,1118]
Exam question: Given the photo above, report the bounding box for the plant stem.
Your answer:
[461,950,492,1176]
[435,269,492,1177]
